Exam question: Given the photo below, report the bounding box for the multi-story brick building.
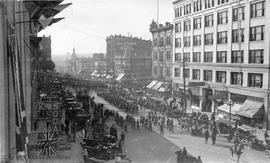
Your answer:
[172,0,270,127]
[106,35,152,80]
[150,21,174,82]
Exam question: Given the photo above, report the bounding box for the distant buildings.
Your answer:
[66,48,106,78]
[93,53,107,73]
[106,35,152,80]
[150,21,174,82]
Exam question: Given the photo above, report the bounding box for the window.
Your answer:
[249,50,264,64]
[251,1,265,18]
[232,50,243,63]
[205,14,214,27]
[184,20,191,31]
[193,69,200,80]
[175,38,181,47]
[217,11,228,24]
[218,0,229,5]
[205,0,214,9]
[166,34,171,45]
[175,53,181,62]
[194,0,202,12]
[154,66,157,75]
[184,69,190,79]
[184,3,192,15]
[153,52,158,60]
[217,31,227,44]
[232,29,244,43]
[166,51,171,61]
[216,71,226,83]
[250,25,264,41]
[159,36,164,46]
[231,72,243,85]
[175,7,180,18]
[174,68,180,77]
[217,51,227,63]
[175,22,181,33]
[183,53,190,62]
[203,70,212,81]
[184,37,190,47]
[153,38,158,46]
[166,67,171,77]
[159,67,163,77]
[159,52,164,61]
[248,73,263,88]
[193,17,201,29]
[205,33,213,45]
[204,52,213,62]
[232,7,245,21]
[193,52,201,62]
[193,35,201,46]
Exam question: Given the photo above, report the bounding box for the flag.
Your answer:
[42,3,72,18]
[37,130,58,156]
[38,15,53,29]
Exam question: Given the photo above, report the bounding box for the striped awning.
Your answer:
[146,80,158,89]
[152,82,163,90]
[116,73,125,81]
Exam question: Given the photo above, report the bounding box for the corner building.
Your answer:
[172,0,270,127]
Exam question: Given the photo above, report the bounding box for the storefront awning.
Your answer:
[147,80,158,89]
[236,99,264,118]
[152,82,163,90]
[158,87,166,92]
[218,103,242,115]
[116,73,125,81]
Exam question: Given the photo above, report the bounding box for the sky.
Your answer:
[39,0,174,56]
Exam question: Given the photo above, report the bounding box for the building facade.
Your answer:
[106,35,152,80]
[172,0,270,127]
[150,21,174,82]
[67,48,94,76]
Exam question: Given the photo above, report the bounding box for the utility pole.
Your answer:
[157,0,159,25]
[182,16,188,113]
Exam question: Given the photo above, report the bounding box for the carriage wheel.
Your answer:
[265,150,270,158]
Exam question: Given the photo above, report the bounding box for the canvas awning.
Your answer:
[218,103,242,115]
[236,99,264,118]
[158,87,166,92]
[147,80,158,89]
[116,73,125,81]
[152,82,163,90]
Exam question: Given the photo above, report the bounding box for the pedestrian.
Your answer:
[124,122,128,133]
[205,129,209,143]
[181,147,187,162]
[197,156,203,163]
[120,130,125,142]
[136,120,140,132]
[212,131,216,145]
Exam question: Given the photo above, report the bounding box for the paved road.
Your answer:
[90,91,270,163]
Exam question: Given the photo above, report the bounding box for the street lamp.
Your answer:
[227,99,233,122]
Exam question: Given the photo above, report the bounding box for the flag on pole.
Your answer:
[38,15,53,29]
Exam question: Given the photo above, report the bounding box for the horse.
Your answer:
[229,143,245,162]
